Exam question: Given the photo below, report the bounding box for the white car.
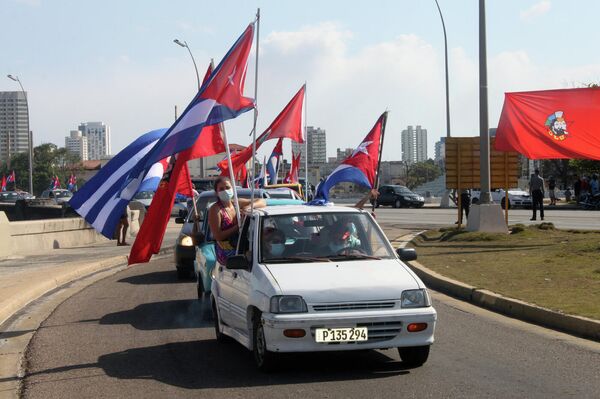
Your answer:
[471,189,532,209]
[211,204,437,370]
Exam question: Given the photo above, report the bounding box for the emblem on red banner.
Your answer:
[545,111,569,141]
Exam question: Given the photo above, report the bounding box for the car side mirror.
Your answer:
[175,217,185,224]
[396,248,417,262]
[226,255,250,270]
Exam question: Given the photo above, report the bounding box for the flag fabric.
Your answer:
[69,129,167,238]
[266,138,283,185]
[495,88,600,160]
[256,84,305,146]
[217,144,253,180]
[315,114,385,201]
[50,176,60,189]
[67,174,77,192]
[128,63,218,264]
[119,24,255,203]
[1,175,6,192]
[6,171,15,184]
[284,152,301,184]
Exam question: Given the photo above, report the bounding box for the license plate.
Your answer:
[315,327,368,342]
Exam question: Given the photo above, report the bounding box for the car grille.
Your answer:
[309,321,403,345]
[311,301,396,312]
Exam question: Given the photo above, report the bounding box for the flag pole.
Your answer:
[250,8,260,213]
[304,82,308,200]
[372,111,389,213]
[221,123,241,227]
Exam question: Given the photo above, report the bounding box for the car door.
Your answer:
[228,216,254,332]
[213,220,237,326]
[380,187,393,205]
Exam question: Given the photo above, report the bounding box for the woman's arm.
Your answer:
[238,198,267,211]
[208,205,238,241]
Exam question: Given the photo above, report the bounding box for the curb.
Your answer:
[0,246,174,327]
[397,232,600,342]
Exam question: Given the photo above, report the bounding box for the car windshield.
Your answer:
[394,187,413,195]
[1,192,18,200]
[260,212,395,263]
[55,191,73,198]
[134,191,154,200]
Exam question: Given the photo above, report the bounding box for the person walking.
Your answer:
[573,174,581,203]
[548,176,557,206]
[529,169,545,221]
[590,174,599,197]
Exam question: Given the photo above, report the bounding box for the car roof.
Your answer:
[254,204,362,216]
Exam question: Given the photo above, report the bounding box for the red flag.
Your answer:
[1,175,6,192]
[129,63,221,265]
[285,152,301,183]
[217,144,253,180]
[495,88,600,160]
[256,84,305,145]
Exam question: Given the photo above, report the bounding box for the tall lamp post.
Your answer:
[173,38,203,177]
[7,74,33,194]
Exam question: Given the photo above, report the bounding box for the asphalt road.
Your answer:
[22,258,600,398]
[373,207,600,230]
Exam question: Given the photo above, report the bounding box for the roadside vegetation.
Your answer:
[410,224,600,320]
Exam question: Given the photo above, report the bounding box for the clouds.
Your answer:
[520,1,551,21]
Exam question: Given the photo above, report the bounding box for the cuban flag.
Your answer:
[266,138,283,185]
[6,171,15,184]
[315,113,386,202]
[50,176,60,189]
[67,174,77,191]
[120,23,255,202]
[69,129,167,238]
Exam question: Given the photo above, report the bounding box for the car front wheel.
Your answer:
[212,298,226,343]
[398,345,430,367]
[253,314,278,371]
[394,199,402,208]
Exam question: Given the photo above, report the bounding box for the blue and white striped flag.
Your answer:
[69,129,167,238]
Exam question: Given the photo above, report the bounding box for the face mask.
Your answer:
[218,189,233,202]
[269,243,285,257]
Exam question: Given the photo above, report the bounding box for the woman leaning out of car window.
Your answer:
[208,177,266,267]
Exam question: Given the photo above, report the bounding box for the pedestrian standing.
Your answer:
[455,188,471,224]
[548,176,556,206]
[529,169,545,221]
[591,174,599,196]
[573,174,581,202]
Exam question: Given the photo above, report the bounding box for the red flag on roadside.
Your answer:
[256,84,305,145]
[495,88,600,160]
[129,64,224,265]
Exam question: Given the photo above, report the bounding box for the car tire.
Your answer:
[398,345,430,367]
[394,199,402,209]
[253,313,278,371]
[212,298,226,343]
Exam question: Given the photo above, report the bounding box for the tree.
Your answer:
[406,159,442,189]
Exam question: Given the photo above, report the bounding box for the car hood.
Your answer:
[264,259,420,303]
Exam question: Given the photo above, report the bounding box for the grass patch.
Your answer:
[410,225,600,320]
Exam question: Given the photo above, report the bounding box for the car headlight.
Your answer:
[270,295,308,314]
[401,289,431,308]
[178,235,194,247]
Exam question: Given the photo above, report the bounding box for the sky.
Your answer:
[2,0,600,162]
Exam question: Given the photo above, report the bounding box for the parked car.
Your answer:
[39,189,73,204]
[374,185,424,208]
[174,188,270,280]
[0,191,20,203]
[211,204,437,370]
[132,191,154,209]
[264,183,304,200]
[471,189,532,209]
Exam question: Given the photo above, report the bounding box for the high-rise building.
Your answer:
[78,122,111,160]
[292,126,327,168]
[65,130,88,161]
[401,125,427,163]
[434,137,446,166]
[0,91,30,163]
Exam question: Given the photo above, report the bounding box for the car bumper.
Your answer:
[261,307,437,352]
[175,244,196,270]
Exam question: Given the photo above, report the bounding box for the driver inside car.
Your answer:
[320,221,361,255]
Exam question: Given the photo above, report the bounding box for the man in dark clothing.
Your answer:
[529,169,545,221]
[455,189,470,224]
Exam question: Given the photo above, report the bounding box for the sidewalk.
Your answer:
[0,222,180,327]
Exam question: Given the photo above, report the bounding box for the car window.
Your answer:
[260,212,395,263]
[55,191,73,198]
[237,216,252,262]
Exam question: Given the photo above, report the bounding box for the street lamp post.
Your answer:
[7,74,33,194]
[434,0,451,139]
[173,39,201,91]
[174,39,203,177]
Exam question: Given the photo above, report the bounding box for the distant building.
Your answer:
[292,126,327,168]
[401,125,427,163]
[0,91,30,163]
[336,147,353,162]
[434,137,446,166]
[78,122,111,160]
[65,130,88,161]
